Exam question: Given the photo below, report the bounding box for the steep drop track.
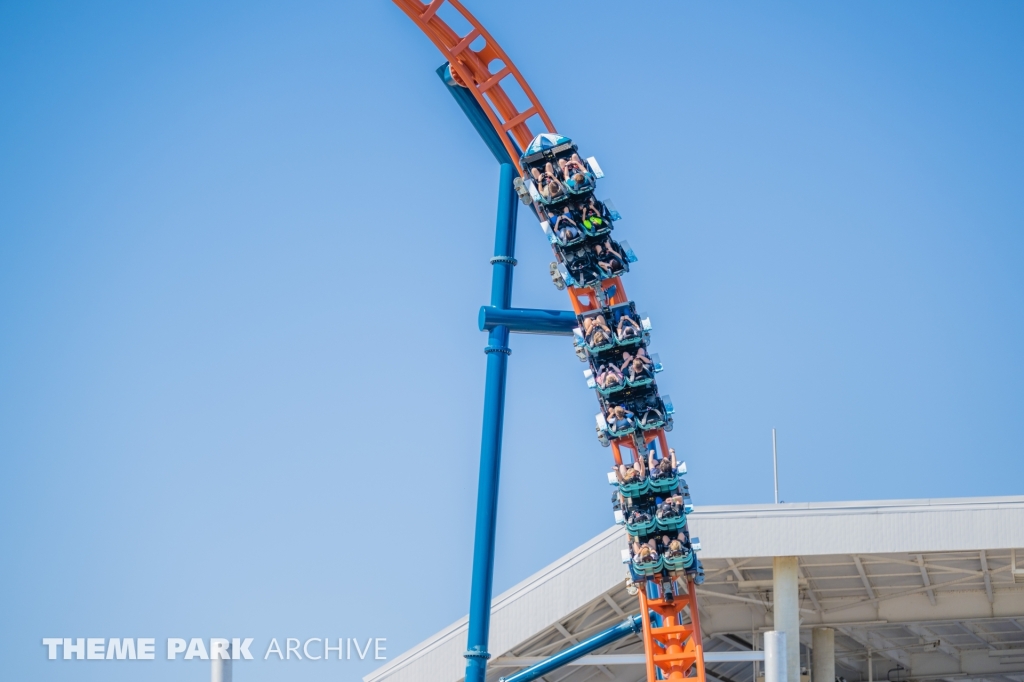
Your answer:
[394,2,707,680]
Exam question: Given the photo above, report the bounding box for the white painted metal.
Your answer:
[773,428,779,505]
[492,651,766,667]
[212,655,232,682]
[916,554,937,606]
[765,631,787,682]
[812,628,834,682]
[689,496,1024,558]
[774,557,800,682]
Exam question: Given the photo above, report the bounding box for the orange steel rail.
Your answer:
[393,0,556,169]
[639,581,707,682]
[392,2,706,680]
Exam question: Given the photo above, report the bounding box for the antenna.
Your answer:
[772,428,779,504]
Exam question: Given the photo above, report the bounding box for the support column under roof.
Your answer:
[774,556,801,682]
[812,627,835,682]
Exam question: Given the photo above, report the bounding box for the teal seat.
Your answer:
[626,373,653,389]
[596,380,626,396]
[632,555,664,576]
[618,478,650,498]
[608,422,637,438]
[565,172,596,195]
[626,516,657,536]
[649,473,678,493]
[615,332,644,347]
[656,514,686,532]
[639,411,665,430]
[581,216,611,238]
[664,551,694,572]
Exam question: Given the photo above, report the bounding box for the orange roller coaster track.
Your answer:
[392,2,708,682]
[393,0,555,168]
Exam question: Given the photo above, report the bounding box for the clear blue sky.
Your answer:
[2,2,1023,681]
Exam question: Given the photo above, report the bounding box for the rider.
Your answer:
[649,447,678,479]
[531,162,565,201]
[584,315,613,348]
[615,457,646,485]
[548,207,581,243]
[595,239,626,274]
[580,196,607,232]
[632,539,659,564]
[616,313,641,341]
[607,405,636,433]
[596,363,624,389]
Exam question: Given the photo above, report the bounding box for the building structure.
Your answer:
[366,496,1024,682]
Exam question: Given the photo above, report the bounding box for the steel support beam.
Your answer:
[479,305,577,335]
[436,62,521,682]
[774,557,802,682]
[496,616,643,682]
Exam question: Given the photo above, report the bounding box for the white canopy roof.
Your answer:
[366,496,1024,682]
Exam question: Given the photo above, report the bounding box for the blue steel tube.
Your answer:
[498,615,644,682]
[478,305,578,335]
[464,161,519,682]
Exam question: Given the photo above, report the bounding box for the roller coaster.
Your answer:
[393,2,708,681]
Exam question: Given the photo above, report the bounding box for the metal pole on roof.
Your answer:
[211,641,232,682]
[773,428,779,504]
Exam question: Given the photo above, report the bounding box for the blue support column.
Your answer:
[465,161,518,682]
[433,61,529,682]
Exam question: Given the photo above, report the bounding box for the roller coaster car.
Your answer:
[590,237,635,279]
[623,352,660,388]
[656,512,687,533]
[648,470,679,494]
[625,508,657,536]
[584,364,626,396]
[586,345,663,391]
[539,212,586,248]
[618,540,667,573]
[575,311,616,354]
[606,469,651,499]
[574,305,650,355]
[663,547,695,573]
[600,385,675,433]
[520,133,601,200]
[630,553,664,577]
[558,247,605,289]
[554,238,634,290]
[638,393,672,431]
[578,198,618,238]
[609,302,650,346]
[596,408,638,440]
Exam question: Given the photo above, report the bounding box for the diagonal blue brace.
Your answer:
[498,615,644,682]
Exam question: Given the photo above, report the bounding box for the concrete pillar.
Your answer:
[765,631,788,682]
[812,628,835,682]
[774,557,800,682]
